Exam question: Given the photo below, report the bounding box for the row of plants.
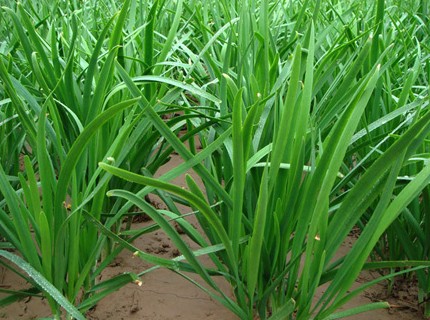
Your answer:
[0,0,429,319]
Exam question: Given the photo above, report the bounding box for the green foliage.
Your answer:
[0,0,429,319]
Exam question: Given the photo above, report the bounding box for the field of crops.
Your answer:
[0,0,429,319]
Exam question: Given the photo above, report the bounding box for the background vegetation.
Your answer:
[0,0,429,319]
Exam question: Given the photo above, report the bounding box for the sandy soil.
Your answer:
[0,227,423,320]
[0,151,426,319]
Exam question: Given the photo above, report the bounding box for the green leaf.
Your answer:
[322,302,389,320]
[0,250,85,320]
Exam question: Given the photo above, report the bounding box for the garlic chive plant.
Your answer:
[1,0,429,319]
